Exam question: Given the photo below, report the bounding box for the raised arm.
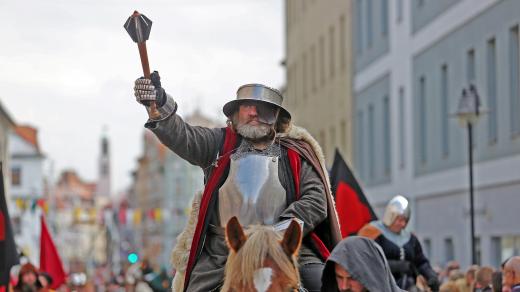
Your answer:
[134,71,224,168]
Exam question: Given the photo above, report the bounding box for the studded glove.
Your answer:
[133,71,176,121]
[134,71,166,106]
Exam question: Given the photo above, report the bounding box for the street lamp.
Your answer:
[455,84,482,265]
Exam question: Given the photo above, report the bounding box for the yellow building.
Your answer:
[284,0,354,166]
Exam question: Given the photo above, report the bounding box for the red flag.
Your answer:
[40,216,66,289]
[330,150,377,237]
[0,164,19,288]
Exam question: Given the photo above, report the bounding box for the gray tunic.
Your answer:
[147,113,328,291]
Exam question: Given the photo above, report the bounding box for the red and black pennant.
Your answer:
[330,150,377,237]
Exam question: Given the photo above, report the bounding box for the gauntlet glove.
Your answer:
[134,71,176,121]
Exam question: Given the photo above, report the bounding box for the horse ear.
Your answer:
[226,216,247,252]
[281,220,302,257]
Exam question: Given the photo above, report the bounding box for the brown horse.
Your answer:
[222,217,303,292]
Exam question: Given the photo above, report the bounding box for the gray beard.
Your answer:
[236,123,272,140]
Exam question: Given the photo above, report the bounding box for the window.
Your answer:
[311,44,317,92]
[11,167,21,186]
[320,130,327,158]
[329,26,336,78]
[510,25,520,136]
[303,53,308,99]
[444,237,454,263]
[383,96,391,175]
[288,65,295,107]
[368,104,375,179]
[441,64,449,157]
[320,35,325,86]
[340,120,347,151]
[330,126,336,155]
[340,15,347,71]
[287,0,292,28]
[357,111,365,179]
[294,62,299,105]
[423,238,432,258]
[356,0,364,53]
[501,235,520,263]
[491,237,502,268]
[381,0,388,36]
[487,38,498,144]
[397,0,403,23]
[367,0,373,48]
[467,49,476,84]
[419,76,427,164]
[398,87,406,168]
[475,237,482,266]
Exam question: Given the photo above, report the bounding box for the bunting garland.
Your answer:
[12,198,184,226]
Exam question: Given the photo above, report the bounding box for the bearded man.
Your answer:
[133,72,341,292]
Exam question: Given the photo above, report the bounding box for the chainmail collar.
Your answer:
[231,138,281,160]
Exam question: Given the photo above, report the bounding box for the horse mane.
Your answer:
[222,225,300,291]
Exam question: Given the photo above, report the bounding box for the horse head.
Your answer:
[222,216,302,292]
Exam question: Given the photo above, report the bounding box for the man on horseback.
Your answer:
[133,72,341,292]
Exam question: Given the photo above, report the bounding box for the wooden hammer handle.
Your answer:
[137,42,151,78]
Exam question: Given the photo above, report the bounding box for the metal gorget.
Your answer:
[218,141,286,227]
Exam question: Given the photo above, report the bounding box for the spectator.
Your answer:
[450,270,465,282]
[474,266,494,292]
[13,263,41,292]
[492,271,502,292]
[440,281,461,292]
[503,256,520,292]
[125,263,152,292]
[442,261,462,283]
[38,272,54,292]
[321,236,404,292]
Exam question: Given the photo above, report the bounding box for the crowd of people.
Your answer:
[318,195,520,292]
[8,259,172,292]
[12,262,54,292]
[322,240,520,292]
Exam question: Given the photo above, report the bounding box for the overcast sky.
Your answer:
[0,0,285,194]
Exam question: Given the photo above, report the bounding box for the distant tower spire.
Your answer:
[97,126,111,197]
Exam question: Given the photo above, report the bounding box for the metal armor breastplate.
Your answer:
[219,153,287,227]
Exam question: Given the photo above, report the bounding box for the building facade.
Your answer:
[0,101,15,199]
[161,109,221,269]
[127,109,222,269]
[353,0,520,268]
[284,0,354,165]
[9,125,46,264]
[9,126,45,200]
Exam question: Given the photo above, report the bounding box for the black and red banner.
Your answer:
[330,150,377,237]
[0,164,19,289]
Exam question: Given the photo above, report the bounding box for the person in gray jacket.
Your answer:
[321,236,404,292]
[133,72,341,292]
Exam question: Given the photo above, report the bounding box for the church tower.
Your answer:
[97,127,111,198]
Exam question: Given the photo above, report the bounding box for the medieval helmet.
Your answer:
[382,195,411,227]
[222,83,291,121]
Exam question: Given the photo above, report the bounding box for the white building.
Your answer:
[9,125,45,264]
[9,126,45,200]
[353,0,520,268]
